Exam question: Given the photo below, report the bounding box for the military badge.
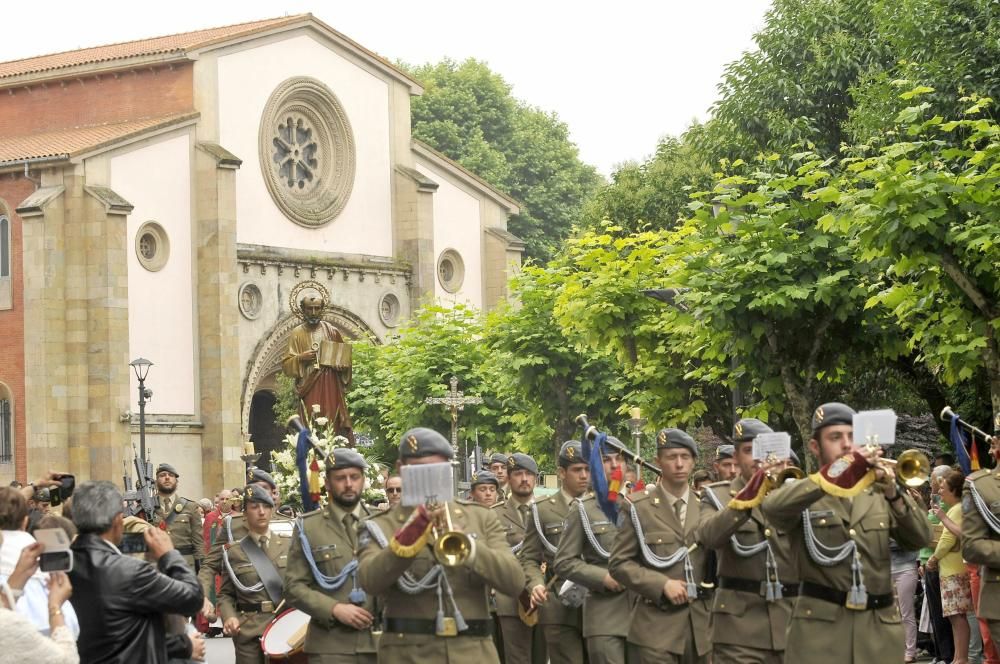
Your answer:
[815,406,825,422]
[566,446,575,459]
[735,422,744,438]
[245,487,254,500]
[508,456,516,468]
[827,455,852,479]
[407,434,419,452]
[246,469,254,483]
[657,430,667,445]
[174,502,184,513]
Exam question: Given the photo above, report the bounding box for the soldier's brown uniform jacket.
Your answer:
[494,498,531,618]
[357,500,523,663]
[760,477,930,664]
[962,467,1000,644]
[608,483,713,658]
[552,494,633,639]
[520,491,583,629]
[201,513,294,599]
[698,477,798,657]
[153,496,203,571]
[284,502,377,658]
[217,528,291,664]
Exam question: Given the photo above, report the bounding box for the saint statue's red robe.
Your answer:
[281,321,354,443]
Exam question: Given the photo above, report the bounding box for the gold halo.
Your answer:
[288,280,331,321]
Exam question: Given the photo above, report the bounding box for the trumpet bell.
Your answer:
[434,531,474,567]
[895,449,930,488]
[776,466,805,484]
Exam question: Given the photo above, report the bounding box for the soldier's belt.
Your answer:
[175,545,196,556]
[648,585,714,610]
[236,600,278,613]
[383,617,493,637]
[718,576,800,598]
[800,581,893,610]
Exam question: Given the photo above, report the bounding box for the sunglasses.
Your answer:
[386,488,402,494]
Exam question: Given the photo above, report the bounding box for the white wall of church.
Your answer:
[111,133,197,416]
[416,162,484,309]
[217,33,393,257]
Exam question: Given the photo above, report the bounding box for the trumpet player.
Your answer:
[697,418,799,664]
[357,427,523,663]
[962,424,1000,650]
[760,402,931,664]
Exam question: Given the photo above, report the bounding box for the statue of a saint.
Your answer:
[281,288,354,443]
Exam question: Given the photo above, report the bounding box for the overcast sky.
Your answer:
[0,0,772,175]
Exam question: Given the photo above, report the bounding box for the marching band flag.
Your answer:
[809,450,877,498]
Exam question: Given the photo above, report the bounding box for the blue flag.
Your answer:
[296,428,319,512]
[586,432,618,523]
[949,413,972,475]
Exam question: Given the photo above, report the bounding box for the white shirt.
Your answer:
[0,530,80,638]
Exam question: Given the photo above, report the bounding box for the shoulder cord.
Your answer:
[577,500,611,560]
[801,509,867,607]
[531,502,560,556]
[225,515,234,544]
[362,520,469,632]
[295,517,365,603]
[510,539,525,555]
[627,501,697,597]
[221,537,264,593]
[702,488,783,601]
[967,481,1000,535]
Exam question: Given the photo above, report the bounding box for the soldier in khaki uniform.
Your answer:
[152,462,204,572]
[521,440,588,664]
[284,448,378,664]
[962,428,1000,648]
[470,470,501,507]
[489,452,511,499]
[760,402,930,664]
[697,418,798,664]
[217,484,292,664]
[609,428,713,664]
[553,441,634,664]
[494,453,545,664]
[357,427,524,663]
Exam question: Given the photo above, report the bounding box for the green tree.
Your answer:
[407,58,603,262]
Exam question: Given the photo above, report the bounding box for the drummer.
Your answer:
[217,484,292,664]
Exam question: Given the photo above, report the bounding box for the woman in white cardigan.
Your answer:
[0,536,78,664]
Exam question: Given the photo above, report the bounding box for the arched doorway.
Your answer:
[248,390,284,472]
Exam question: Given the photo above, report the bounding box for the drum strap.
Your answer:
[242,534,283,605]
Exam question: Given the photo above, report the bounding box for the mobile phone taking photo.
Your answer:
[119,531,149,554]
[34,527,74,572]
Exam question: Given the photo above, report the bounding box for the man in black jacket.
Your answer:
[68,481,204,664]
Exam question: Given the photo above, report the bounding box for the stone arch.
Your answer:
[241,305,379,435]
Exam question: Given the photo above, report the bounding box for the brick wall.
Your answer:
[0,63,193,136]
[0,175,35,482]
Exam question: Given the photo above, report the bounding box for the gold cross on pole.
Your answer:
[424,376,483,479]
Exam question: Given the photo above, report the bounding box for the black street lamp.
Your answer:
[129,358,153,465]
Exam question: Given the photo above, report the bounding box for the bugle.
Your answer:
[430,502,474,568]
[575,414,662,477]
[877,449,931,488]
[941,406,995,443]
[774,466,805,484]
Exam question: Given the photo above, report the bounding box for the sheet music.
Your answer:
[853,409,897,447]
[752,432,792,461]
[401,462,454,506]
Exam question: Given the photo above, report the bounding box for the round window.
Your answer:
[379,292,401,327]
[436,249,465,293]
[135,221,169,272]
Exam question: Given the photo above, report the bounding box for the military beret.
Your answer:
[811,402,856,435]
[558,440,585,468]
[733,418,774,443]
[656,428,698,457]
[243,484,274,508]
[156,463,179,477]
[247,467,275,489]
[471,470,500,488]
[507,453,538,475]
[325,447,369,472]
[399,427,455,461]
[715,444,735,460]
[489,453,508,466]
[603,436,626,454]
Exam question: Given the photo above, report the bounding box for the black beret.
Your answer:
[656,428,698,457]
[399,427,455,461]
[247,468,275,489]
[325,447,369,472]
[489,453,508,466]
[156,463,179,477]
[733,418,774,443]
[507,453,538,475]
[811,402,856,435]
[471,470,500,488]
[558,440,585,468]
[715,444,735,460]
[243,484,274,508]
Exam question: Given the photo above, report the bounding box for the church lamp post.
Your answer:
[129,358,153,464]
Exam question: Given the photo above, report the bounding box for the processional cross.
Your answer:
[424,375,483,482]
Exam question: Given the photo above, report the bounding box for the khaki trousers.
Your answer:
[586,635,634,664]
[543,624,584,664]
[711,643,782,664]
[308,654,377,663]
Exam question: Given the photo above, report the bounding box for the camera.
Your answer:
[120,532,149,554]
[32,474,75,507]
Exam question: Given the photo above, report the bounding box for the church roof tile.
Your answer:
[0,112,199,164]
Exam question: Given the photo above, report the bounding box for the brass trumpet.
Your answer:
[430,503,474,567]
[877,449,931,488]
[774,466,805,484]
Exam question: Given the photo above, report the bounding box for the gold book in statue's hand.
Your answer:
[317,340,352,369]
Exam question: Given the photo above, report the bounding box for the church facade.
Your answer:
[0,14,523,496]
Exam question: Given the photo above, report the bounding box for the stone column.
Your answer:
[194,142,244,491]
[393,165,438,308]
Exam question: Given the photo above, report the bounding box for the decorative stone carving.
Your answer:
[379,292,401,327]
[238,282,263,320]
[258,77,356,227]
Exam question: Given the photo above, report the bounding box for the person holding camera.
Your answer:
[0,534,78,663]
[68,480,204,664]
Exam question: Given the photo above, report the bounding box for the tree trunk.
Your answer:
[892,352,951,439]
[764,325,817,450]
[552,377,576,462]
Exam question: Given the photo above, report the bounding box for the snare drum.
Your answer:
[261,608,310,663]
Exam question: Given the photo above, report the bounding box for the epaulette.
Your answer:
[491,500,506,510]
[579,493,595,503]
[706,481,730,488]
[629,489,652,504]
[299,507,324,520]
[967,469,994,482]
[456,499,489,510]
